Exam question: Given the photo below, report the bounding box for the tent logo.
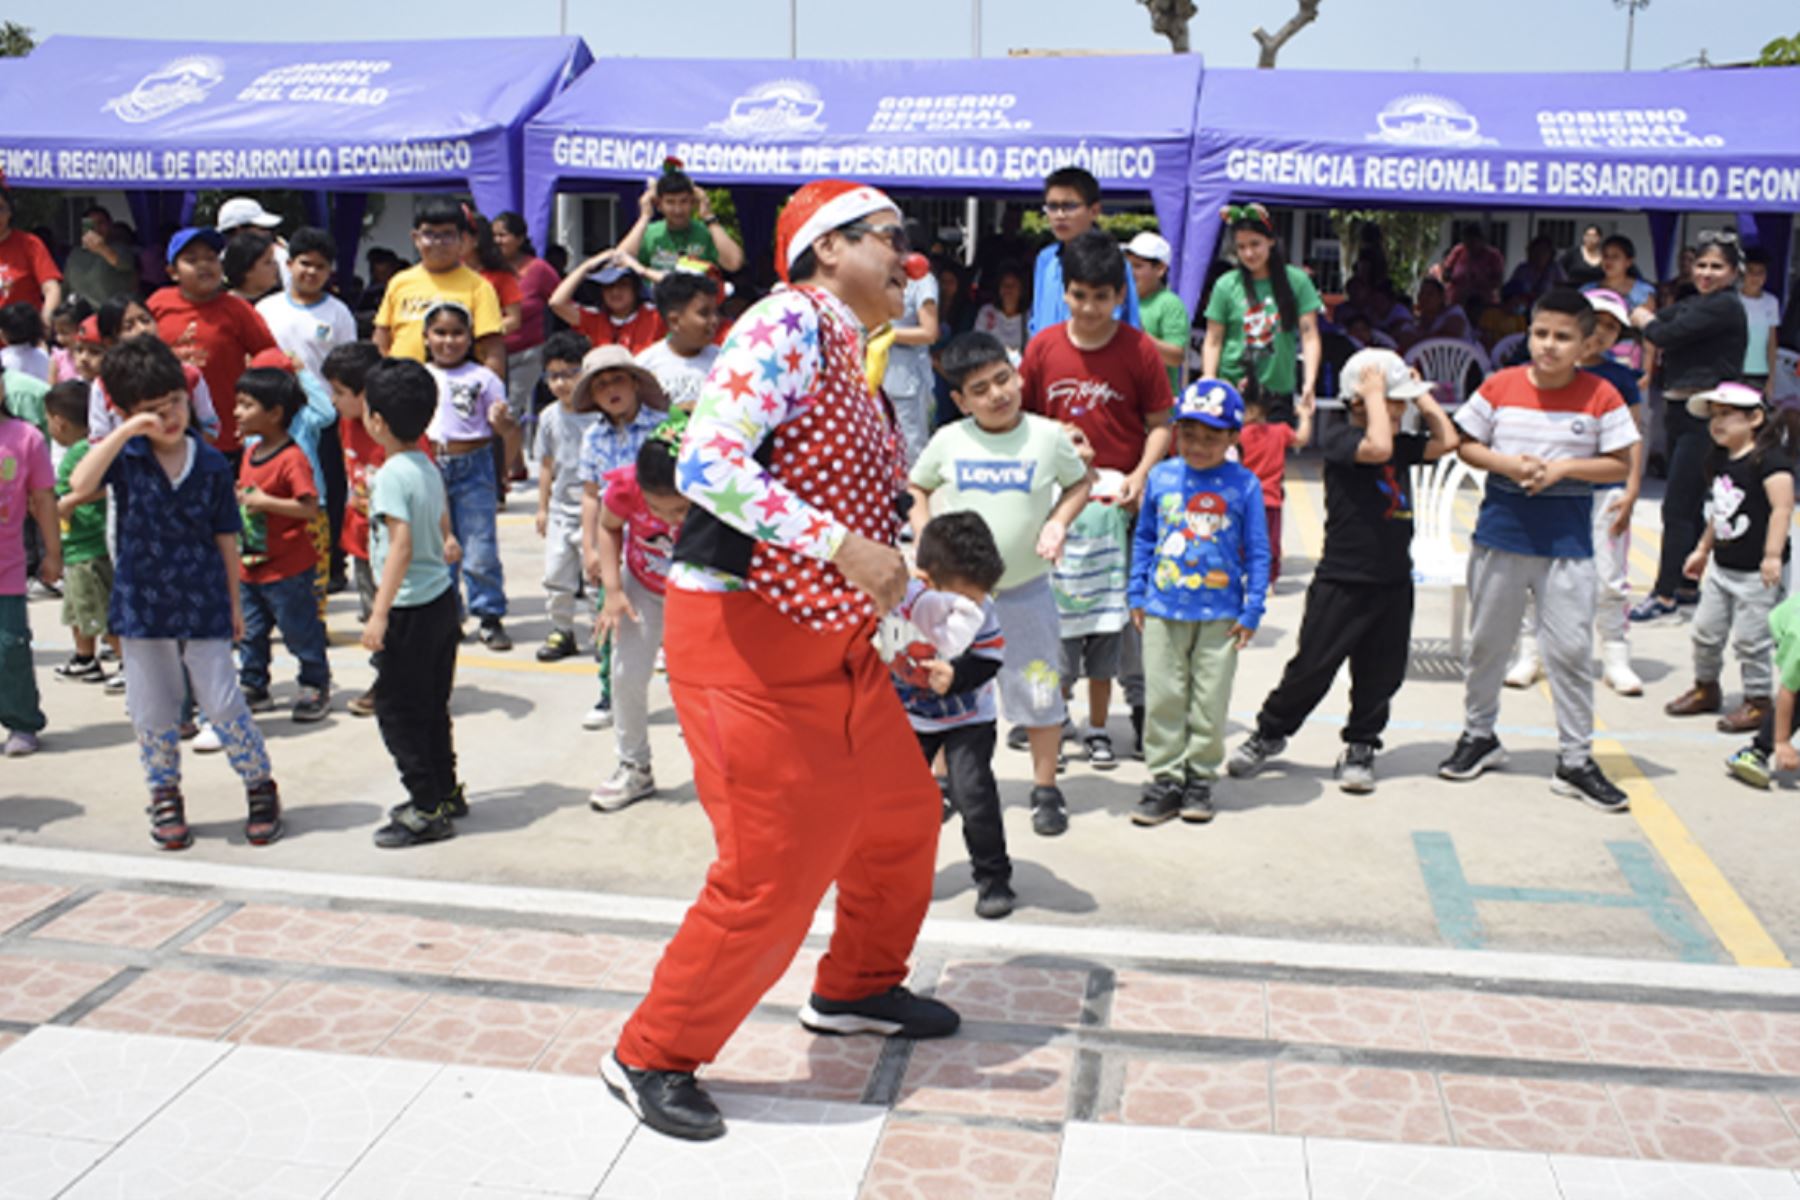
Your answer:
[105,56,226,123]
[709,79,827,139]
[1368,94,1495,148]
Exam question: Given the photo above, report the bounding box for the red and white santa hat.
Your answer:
[776,179,898,283]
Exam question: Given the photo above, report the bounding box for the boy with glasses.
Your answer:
[1029,167,1141,338]
[373,201,506,378]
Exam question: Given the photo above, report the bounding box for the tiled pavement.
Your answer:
[5,875,1800,1196]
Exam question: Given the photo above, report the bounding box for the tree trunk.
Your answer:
[1253,0,1323,67]
[1139,0,1197,53]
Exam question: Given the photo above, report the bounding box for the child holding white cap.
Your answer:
[1125,231,1191,395]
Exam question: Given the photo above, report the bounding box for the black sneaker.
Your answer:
[292,687,330,723]
[1006,724,1029,752]
[1439,733,1506,782]
[245,780,282,846]
[372,802,455,848]
[1132,778,1182,827]
[54,655,104,683]
[441,783,470,819]
[601,1052,725,1141]
[1227,732,1286,778]
[1083,730,1118,770]
[1552,759,1630,813]
[477,618,512,652]
[241,687,275,714]
[148,787,192,851]
[1180,779,1216,824]
[536,629,578,662]
[799,985,960,1039]
[974,879,1016,920]
[1336,743,1377,795]
[1029,785,1069,836]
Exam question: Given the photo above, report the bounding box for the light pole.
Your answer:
[789,0,798,58]
[1615,0,1650,70]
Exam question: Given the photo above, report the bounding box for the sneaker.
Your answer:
[582,702,614,731]
[1029,785,1068,836]
[1718,697,1772,735]
[1336,743,1378,795]
[147,786,191,850]
[54,655,104,683]
[1227,732,1286,778]
[1600,641,1644,697]
[476,618,512,651]
[799,985,961,1040]
[1438,733,1505,781]
[536,629,578,662]
[241,687,275,714]
[589,762,656,812]
[372,802,455,848]
[974,879,1016,920]
[1728,747,1772,790]
[347,687,376,718]
[1006,724,1029,752]
[3,729,40,758]
[245,780,283,846]
[104,674,126,695]
[1665,681,1723,717]
[1504,638,1540,689]
[1552,758,1631,813]
[1083,728,1118,770]
[1628,596,1679,622]
[601,1052,725,1142]
[1179,779,1216,824]
[1132,778,1183,827]
[441,783,470,819]
[192,723,224,754]
[292,687,330,723]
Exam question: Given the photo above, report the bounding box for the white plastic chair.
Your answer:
[1410,456,1488,659]
[1405,337,1492,406]
[1774,347,1800,411]
[1489,332,1526,368]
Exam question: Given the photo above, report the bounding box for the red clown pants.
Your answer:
[614,589,942,1074]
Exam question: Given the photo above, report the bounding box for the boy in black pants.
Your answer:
[360,359,468,847]
[880,512,1014,918]
[1227,349,1457,793]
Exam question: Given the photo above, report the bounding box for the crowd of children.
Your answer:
[2,171,1796,925]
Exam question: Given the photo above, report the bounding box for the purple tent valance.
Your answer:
[1179,65,1800,304]
[0,36,592,222]
[523,54,1203,287]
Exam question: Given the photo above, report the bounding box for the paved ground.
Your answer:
[2,454,1794,970]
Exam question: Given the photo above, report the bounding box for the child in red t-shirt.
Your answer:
[1235,382,1314,584]
[149,228,278,455]
[548,252,666,356]
[234,367,330,723]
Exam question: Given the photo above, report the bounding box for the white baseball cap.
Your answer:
[1686,381,1765,420]
[216,197,283,232]
[1124,231,1172,266]
[1340,348,1433,403]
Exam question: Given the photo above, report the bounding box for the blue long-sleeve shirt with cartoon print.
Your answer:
[1128,458,1270,629]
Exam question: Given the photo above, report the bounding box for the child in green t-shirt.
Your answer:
[1729,592,1800,790]
[44,382,114,683]
[618,162,745,275]
[1125,232,1192,395]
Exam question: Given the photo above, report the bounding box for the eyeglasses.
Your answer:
[544,370,580,385]
[1696,229,1740,247]
[415,229,462,245]
[1042,202,1086,216]
[839,221,909,255]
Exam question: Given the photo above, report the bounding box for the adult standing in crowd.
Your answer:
[0,188,62,323]
[62,206,138,307]
[1201,204,1321,425]
[1561,224,1606,288]
[1630,230,1750,623]
[884,219,939,465]
[493,211,561,419]
[603,179,955,1143]
[1436,224,1506,311]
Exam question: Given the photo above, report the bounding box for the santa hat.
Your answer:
[776,179,898,283]
[76,316,103,345]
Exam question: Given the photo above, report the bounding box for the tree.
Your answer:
[1330,209,1444,296]
[1253,0,1323,67]
[1138,0,1197,53]
[1757,32,1800,65]
[0,21,35,57]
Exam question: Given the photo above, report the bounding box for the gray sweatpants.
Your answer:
[121,638,272,794]
[611,572,667,768]
[1693,565,1780,696]
[1465,546,1597,768]
[542,514,583,634]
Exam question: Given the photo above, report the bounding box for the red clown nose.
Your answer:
[903,253,930,280]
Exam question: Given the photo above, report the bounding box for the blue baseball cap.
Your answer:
[1174,380,1245,431]
[166,226,225,265]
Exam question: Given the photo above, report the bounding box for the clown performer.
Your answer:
[601,180,959,1141]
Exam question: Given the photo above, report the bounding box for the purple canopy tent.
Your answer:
[523,54,1205,299]
[1178,66,1800,305]
[0,35,592,278]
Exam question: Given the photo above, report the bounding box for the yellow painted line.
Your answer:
[457,650,599,676]
[1284,471,1325,561]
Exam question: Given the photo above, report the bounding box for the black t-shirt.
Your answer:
[1708,447,1795,572]
[1316,422,1430,585]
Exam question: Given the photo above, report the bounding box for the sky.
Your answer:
[5,0,1794,72]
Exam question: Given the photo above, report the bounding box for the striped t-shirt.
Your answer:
[1455,366,1638,559]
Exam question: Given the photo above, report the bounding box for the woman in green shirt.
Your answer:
[1200,204,1322,425]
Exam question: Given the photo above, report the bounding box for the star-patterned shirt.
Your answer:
[670,285,905,631]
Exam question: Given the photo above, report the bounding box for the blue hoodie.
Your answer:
[1128,457,1269,629]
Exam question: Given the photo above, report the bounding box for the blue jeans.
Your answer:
[439,447,507,620]
[240,571,331,694]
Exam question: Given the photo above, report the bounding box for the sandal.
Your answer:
[245,780,283,846]
[148,788,192,851]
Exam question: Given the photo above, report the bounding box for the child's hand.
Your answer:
[638,180,657,219]
[237,484,265,513]
[443,534,463,566]
[232,605,246,645]
[117,411,162,441]
[1779,744,1800,774]
[1509,454,1544,487]
[37,548,62,589]
[1682,549,1708,581]
[1130,607,1145,633]
[1229,623,1255,650]
[595,589,639,640]
[361,611,387,653]
[926,659,955,696]
[1520,457,1560,495]
[534,509,548,538]
[488,399,514,431]
[1763,555,1784,589]
[1036,519,1067,563]
[695,187,715,221]
[1608,488,1637,540]
[1063,423,1095,465]
[582,546,602,584]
